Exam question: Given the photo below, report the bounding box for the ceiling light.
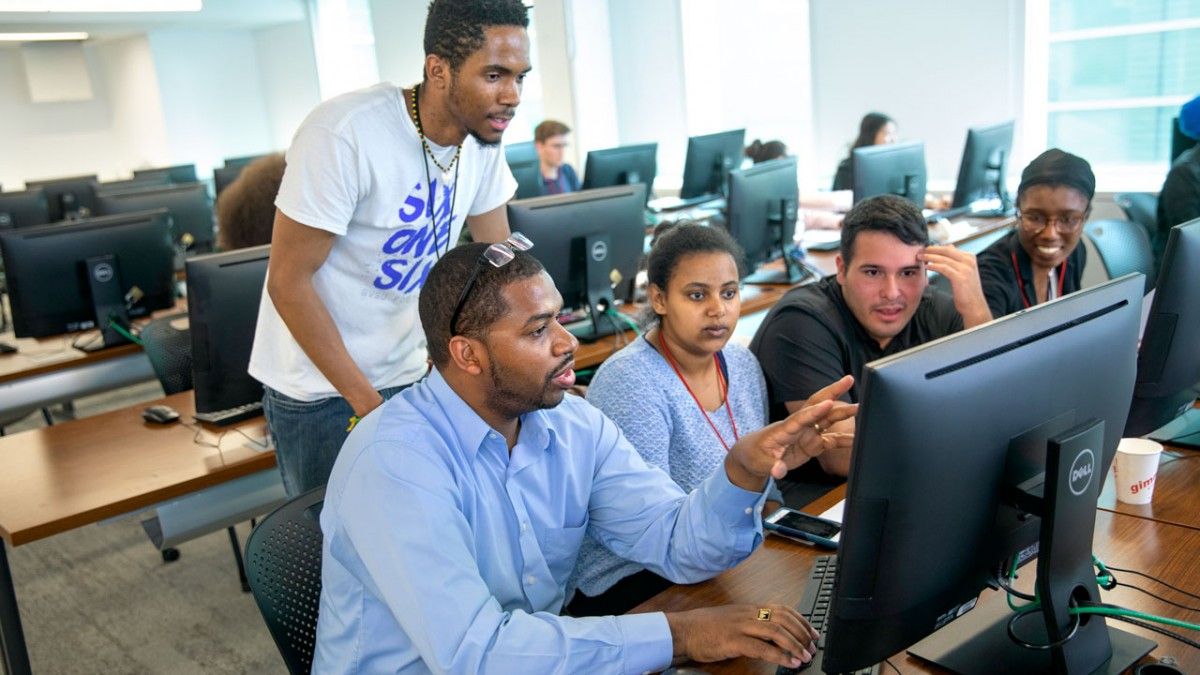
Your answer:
[0,32,89,41]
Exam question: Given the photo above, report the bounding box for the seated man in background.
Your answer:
[1156,95,1200,269]
[534,119,579,195]
[977,148,1093,318]
[314,241,857,673]
[751,195,990,503]
[215,153,285,250]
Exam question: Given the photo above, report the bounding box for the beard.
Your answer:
[486,352,570,419]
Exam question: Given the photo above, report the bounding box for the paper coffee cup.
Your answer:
[1113,438,1163,505]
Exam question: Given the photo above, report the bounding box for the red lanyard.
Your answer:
[1011,251,1067,309]
[657,331,740,451]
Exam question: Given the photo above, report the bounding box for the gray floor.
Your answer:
[4,382,284,674]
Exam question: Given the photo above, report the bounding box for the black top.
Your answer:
[976,230,1087,319]
[750,275,964,420]
[1156,145,1200,269]
[832,157,852,191]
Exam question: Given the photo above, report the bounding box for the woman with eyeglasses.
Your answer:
[564,223,796,618]
[976,148,1094,318]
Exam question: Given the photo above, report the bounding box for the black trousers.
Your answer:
[564,569,675,617]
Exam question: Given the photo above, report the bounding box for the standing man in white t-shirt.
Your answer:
[249,0,531,497]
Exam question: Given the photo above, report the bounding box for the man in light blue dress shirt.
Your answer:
[313,242,857,673]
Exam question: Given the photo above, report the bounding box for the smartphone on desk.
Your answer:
[763,507,840,549]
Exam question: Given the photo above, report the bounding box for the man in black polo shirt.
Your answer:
[977,149,1093,318]
[751,195,991,499]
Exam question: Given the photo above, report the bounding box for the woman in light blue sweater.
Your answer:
[566,223,783,617]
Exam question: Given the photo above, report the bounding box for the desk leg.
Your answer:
[0,543,30,675]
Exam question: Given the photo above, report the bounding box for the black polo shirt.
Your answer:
[750,275,964,422]
[977,230,1086,319]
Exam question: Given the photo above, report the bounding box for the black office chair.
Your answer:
[1083,219,1155,292]
[245,486,326,675]
[1113,192,1158,237]
[139,313,193,395]
[138,313,253,586]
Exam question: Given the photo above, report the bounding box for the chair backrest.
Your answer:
[245,486,326,675]
[139,313,193,395]
[1083,218,1155,291]
[1113,192,1159,235]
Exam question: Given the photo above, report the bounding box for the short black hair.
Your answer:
[839,194,929,263]
[642,223,744,324]
[419,242,545,368]
[424,0,530,73]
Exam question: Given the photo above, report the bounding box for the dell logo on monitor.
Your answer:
[1069,448,1095,496]
[92,262,115,284]
[591,241,608,262]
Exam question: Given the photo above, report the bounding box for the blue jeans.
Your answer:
[263,384,410,497]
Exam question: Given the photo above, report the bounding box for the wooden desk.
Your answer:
[0,391,277,675]
[574,217,1012,372]
[0,301,187,420]
[1098,447,1200,532]
[633,487,1200,674]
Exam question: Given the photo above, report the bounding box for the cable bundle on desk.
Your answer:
[997,554,1200,651]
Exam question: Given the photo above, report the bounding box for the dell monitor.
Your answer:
[96,182,215,253]
[0,188,50,229]
[214,164,247,198]
[186,245,269,420]
[1171,117,1197,164]
[951,121,1014,214]
[508,184,646,342]
[133,164,198,184]
[820,274,1150,673]
[1124,218,1200,447]
[726,156,810,285]
[679,128,746,200]
[582,143,657,203]
[0,209,176,348]
[25,174,98,222]
[852,141,926,208]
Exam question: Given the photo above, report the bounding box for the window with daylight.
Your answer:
[1026,0,1200,189]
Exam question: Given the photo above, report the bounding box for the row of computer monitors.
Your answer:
[5,206,1196,672]
[0,153,273,244]
[506,121,1016,214]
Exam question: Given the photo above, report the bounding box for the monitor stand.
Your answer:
[1148,406,1200,449]
[744,201,820,286]
[910,419,1156,674]
[78,254,132,353]
[567,232,622,343]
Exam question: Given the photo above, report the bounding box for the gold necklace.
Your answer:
[410,83,462,179]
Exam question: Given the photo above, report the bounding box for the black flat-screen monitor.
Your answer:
[0,188,50,229]
[96,182,215,252]
[24,174,98,222]
[508,184,646,341]
[951,121,1014,212]
[99,176,173,193]
[214,165,247,198]
[1171,117,1198,163]
[852,141,926,208]
[822,274,1150,673]
[726,156,806,285]
[582,143,657,203]
[0,209,176,340]
[1125,218,1200,445]
[186,245,269,415]
[679,128,745,200]
[224,153,270,169]
[133,164,198,184]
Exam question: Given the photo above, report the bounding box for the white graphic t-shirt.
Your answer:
[248,83,516,401]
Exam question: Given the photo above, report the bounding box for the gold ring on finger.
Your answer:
[757,607,772,621]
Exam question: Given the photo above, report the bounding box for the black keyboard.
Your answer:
[193,401,263,426]
[776,555,879,675]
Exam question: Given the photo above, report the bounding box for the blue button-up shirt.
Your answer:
[313,369,768,674]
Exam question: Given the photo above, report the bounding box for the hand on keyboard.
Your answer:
[664,604,819,670]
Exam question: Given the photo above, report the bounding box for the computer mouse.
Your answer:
[142,405,180,424]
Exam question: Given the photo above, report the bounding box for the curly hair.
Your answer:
[424,0,530,73]
[215,153,285,251]
[419,241,546,368]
